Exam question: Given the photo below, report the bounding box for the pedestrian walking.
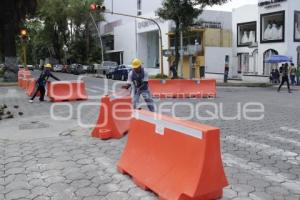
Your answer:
[274,69,280,84]
[169,58,178,79]
[29,64,60,103]
[122,58,155,112]
[289,63,296,85]
[278,63,291,93]
[296,64,300,86]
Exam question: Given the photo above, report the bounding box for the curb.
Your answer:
[217,83,272,87]
[0,82,18,87]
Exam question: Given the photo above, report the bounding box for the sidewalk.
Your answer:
[216,79,272,87]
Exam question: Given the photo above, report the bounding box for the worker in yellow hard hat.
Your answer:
[122,58,155,112]
[29,63,60,103]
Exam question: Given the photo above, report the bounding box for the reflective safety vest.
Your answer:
[131,68,148,91]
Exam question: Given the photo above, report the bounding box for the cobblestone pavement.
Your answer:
[0,78,300,200]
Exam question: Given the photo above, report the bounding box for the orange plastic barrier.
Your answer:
[148,79,216,98]
[92,91,133,140]
[118,110,228,200]
[26,79,40,97]
[18,70,32,89]
[47,81,88,102]
[20,77,31,90]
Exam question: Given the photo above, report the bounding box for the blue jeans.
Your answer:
[133,89,155,112]
[290,75,296,85]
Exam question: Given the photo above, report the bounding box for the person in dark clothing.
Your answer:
[29,64,60,103]
[169,59,178,79]
[278,63,291,93]
[274,69,280,84]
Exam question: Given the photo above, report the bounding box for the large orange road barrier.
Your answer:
[148,79,216,98]
[47,81,88,102]
[26,79,40,97]
[118,110,228,200]
[18,70,32,89]
[92,90,133,140]
[20,76,32,90]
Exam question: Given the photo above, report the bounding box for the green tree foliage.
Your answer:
[24,0,104,65]
[157,0,229,73]
[0,0,37,81]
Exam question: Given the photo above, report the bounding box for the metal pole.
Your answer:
[105,11,164,76]
[179,22,183,77]
[89,12,104,77]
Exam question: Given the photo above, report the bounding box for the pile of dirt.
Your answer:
[0,104,23,120]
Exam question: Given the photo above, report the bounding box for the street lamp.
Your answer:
[89,4,106,77]
[63,45,68,65]
[20,28,28,69]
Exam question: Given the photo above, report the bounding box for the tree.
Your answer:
[157,0,229,77]
[31,0,104,65]
[1,0,37,82]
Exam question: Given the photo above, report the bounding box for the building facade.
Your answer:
[100,0,232,77]
[232,0,300,82]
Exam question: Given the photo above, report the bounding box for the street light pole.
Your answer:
[89,12,105,77]
[104,11,164,76]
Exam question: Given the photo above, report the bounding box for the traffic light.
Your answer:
[90,3,105,12]
[20,29,28,40]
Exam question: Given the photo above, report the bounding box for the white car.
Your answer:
[53,64,64,72]
[98,61,118,75]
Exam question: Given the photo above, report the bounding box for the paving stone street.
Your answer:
[0,74,300,200]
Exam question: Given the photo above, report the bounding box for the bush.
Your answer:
[150,73,169,79]
[0,68,4,78]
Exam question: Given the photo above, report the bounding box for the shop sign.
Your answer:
[258,0,287,7]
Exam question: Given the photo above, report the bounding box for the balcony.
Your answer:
[163,44,203,57]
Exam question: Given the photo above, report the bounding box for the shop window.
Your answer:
[169,32,202,48]
[237,53,249,74]
[294,11,300,42]
[237,22,257,47]
[263,49,278,76]
[261,11,285,43]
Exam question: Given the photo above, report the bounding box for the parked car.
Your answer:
[106,65,118,79]
[27,65,34,71]
[82,65,89,73]
[111,65,132,81]
[70,64,84,75]
[87,65,96,73]
[53,64,64,72]
[98,61,118,76]
[62,65,71,73]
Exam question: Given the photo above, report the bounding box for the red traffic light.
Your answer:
[90,3,97,11]
[90,3,105,12]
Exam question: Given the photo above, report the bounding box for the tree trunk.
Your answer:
[3,0,18,82]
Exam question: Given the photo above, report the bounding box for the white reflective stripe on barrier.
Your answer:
[133,112,203,139]
[51,81,84,84]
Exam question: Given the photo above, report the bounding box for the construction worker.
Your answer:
[29,64,60,103]
[122,58,155,112]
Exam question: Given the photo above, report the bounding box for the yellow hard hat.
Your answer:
[45,64,52,68]
[131,58,142,69]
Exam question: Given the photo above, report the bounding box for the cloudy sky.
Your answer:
[208,0,258,11]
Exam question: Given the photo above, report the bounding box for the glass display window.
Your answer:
[261,11,285,43]
[294,11,300,42]
[237,22,257,47]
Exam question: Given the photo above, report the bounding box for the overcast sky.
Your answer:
[207,0,258,11]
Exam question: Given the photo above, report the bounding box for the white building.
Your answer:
[100,0,232,77]
[232,0,300,82]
